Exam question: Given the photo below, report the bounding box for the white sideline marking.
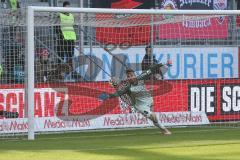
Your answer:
[71,142,240,151]
[36,128,238,141]
[3,128,238,142]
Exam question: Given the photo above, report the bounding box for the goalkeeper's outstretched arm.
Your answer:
[99,60,172,101]
[99,82,130,101]
[109,83,130,98]
[137,63,164,81]
[138,60,172,80]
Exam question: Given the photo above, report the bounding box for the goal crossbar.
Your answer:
[29,6,240,15]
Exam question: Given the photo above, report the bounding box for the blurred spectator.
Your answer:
[1,0,21,22]
[35,49,49,83]
[141,45,157,70]
[53,1,77,82]
[2,26,24,84]
[141,45,160,80]
[0,0,22,84]
[1,0,20,10]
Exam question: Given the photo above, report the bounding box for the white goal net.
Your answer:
[0,7,240,140]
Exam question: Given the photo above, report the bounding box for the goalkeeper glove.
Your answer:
[166,59,172,67]
[109,77,119,87]
[99,93,109,101]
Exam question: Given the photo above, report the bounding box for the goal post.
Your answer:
[10,6,239,140]
[27,6,35,140]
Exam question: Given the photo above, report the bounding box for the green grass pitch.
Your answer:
[0,127,240,160]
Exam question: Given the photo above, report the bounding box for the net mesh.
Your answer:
[1,8,240,139]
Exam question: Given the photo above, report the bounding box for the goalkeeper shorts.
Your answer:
[134,104,152,118]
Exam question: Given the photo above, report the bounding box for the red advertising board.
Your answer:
[0,79,240,122]
[95,20,151,45]
[94,0,228,44]
[94,0,155,45]
[158,0,228,39]
[158,17,228,39]
[152,79,240,122]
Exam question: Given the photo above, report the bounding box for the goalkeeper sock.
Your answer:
[153,121,166,130]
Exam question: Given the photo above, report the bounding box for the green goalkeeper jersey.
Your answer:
[128,80,153,108]
[109,63,164,107]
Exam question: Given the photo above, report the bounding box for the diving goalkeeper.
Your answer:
[99,60,172,135]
